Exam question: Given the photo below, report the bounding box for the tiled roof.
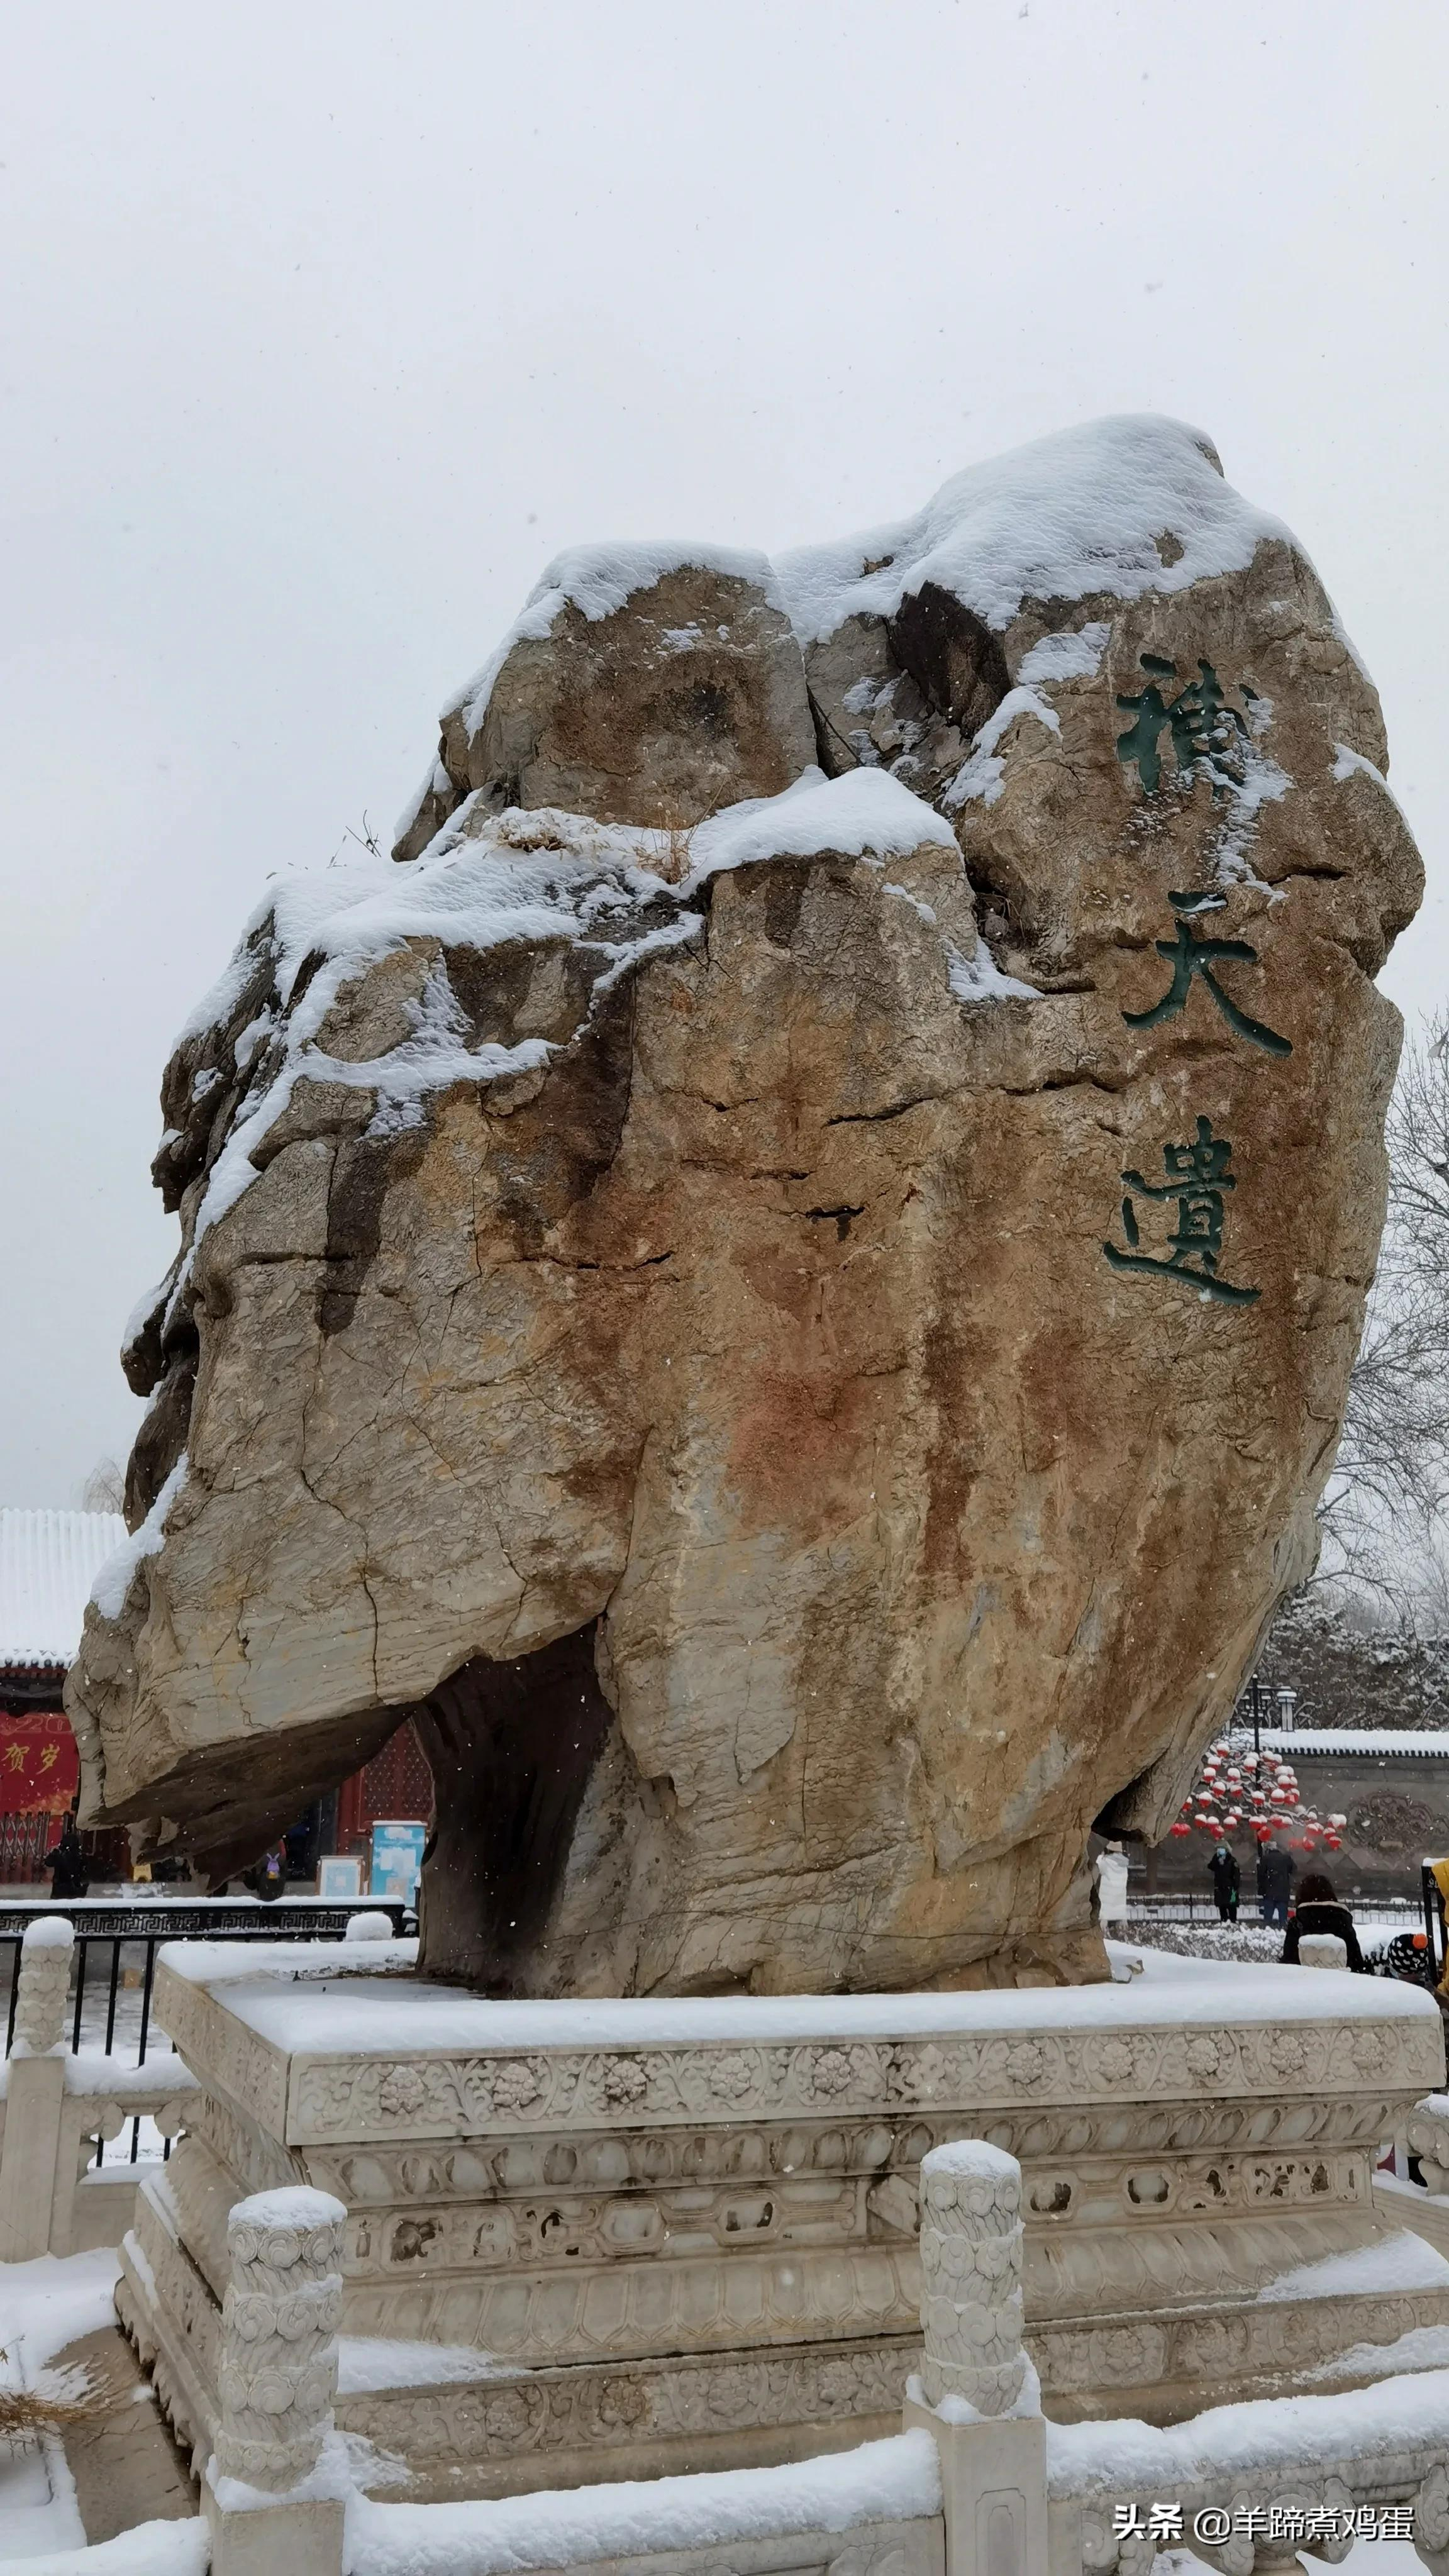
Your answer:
[0,1509,126,1669]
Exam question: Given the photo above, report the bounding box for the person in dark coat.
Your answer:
[1282,1871,1365,1972]
[249,1843,287,1902]
[1257,1840,1294,1928]
[44,1813,89,1901]
[1208,1841,1240,1922]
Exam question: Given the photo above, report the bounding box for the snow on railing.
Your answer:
[39,2139,1449,2573]
[1046,2372,1449,2575]
[0,1918,197,2259]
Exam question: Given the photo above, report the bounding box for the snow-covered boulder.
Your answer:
[69,416,1422,1996]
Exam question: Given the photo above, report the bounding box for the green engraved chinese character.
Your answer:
[1104,1115,1260,1306]
[1123,891,1291,1057]
[1116,654,1251,792]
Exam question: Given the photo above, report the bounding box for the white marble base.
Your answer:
[120,1943,1449,2499]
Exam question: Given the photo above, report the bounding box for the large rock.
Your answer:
[69,418,1423,1993]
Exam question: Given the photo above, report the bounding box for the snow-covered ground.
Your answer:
[0,2530,204,2573]
[0,2250,120,2562]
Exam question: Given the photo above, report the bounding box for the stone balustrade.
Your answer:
[114,2128,1449,2576]
[206,2186,348,2576]
[1299,1933,1348,1970]
[917,2136,1028,2416]
[11,1916,74,2051]
[0,1913,197,2260]
[1408,2094,1449,2196]
[0,1919,77,2260]
[214,2188,345,2489]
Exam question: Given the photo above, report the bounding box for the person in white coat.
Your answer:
[1094,1840,1130,1935]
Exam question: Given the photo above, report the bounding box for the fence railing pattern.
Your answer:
[0,1899,409,2168]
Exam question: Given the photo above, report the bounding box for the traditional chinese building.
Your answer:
[330,1722,433,1868]
[0,1509,130,1884]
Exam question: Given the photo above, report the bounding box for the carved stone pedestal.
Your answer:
[118,1942,1449,2503]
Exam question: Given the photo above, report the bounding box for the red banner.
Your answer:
[0,1713,79,1816]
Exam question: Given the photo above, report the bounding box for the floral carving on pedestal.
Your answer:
[486,2060,545,2115]
[282,2015,1438,2144]
[707,2051,761,2105]
[599,2056,648,2108]
[377,2065,428,2121]
[1091,2036,1139,2088]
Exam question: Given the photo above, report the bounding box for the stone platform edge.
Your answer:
[152,1955,1445,2147]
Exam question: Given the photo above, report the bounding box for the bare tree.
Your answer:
[1318,1010,1449,1619]
[77,1457,126,1515]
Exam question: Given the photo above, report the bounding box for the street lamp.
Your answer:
[1274,1684,1297,1735]
[1239,1675,1263,1753]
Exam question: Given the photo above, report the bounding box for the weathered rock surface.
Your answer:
[393,547,817,858]
[69,416,1424,1993]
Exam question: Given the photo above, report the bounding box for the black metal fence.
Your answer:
[0,1897,413,2168]
[1126,1890,1425,1928]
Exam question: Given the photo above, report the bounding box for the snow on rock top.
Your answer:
[175,806,674,1049]
[774,414,1292,645]
[446,536,788,739]
[165,772,965,1274]
[169,808,691,1262]
[684,764,956,888]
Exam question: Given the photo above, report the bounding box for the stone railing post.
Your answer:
[205,2187,347,2576]
[1299,1933,1348,1970]
[0,1918,74,2260]
[1407,2096,1449,2196]
[903,2140,1048,2576]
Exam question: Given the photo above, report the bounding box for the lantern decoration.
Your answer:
[1172,1724,1330,1862]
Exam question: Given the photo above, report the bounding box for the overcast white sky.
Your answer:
[1,0,1445,1507]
